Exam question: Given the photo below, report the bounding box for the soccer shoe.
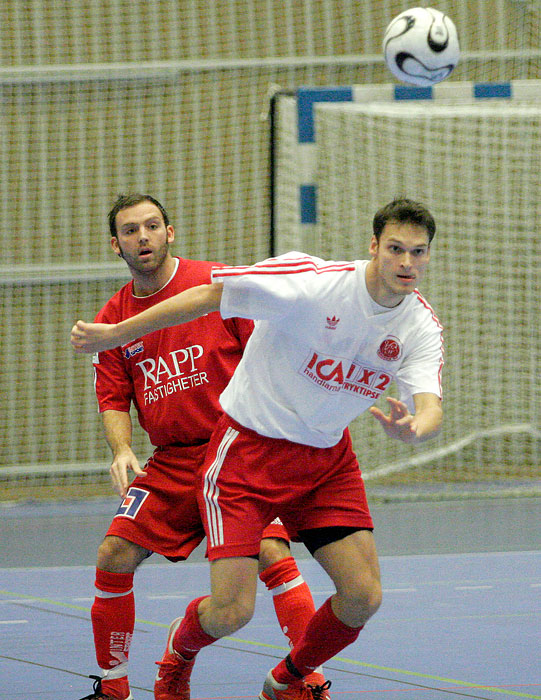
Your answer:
[77,674,134,700]
[154,617,195,700]
[305,672,331,699]
[306,679,332,700]
[259,669,329,700]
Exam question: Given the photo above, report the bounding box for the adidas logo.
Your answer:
[325,315,340,330]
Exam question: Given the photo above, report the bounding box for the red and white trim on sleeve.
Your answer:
[212,256,356,278]
[414,289,445,397]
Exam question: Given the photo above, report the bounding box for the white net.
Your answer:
[0,0,540,500]
[309,100,540,497]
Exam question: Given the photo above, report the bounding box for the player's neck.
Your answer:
[132,255,177,297]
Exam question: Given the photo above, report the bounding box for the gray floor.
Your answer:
[3,550,540,700]
[1,496,539,568]
[1,496,539,700]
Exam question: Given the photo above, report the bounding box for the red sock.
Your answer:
[172,596,218,659]
[272,597,363,683]
[92,569,134,681]
[259,557,316,648]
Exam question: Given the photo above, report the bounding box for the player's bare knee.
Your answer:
[357,568,382,618]
[365,577,383,617]
[337,573,382,624]
[210,596,254,633]
[233,599,255,629]
[258,536,290,571]
[96,535,146,573]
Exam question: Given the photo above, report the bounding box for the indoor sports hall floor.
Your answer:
[1,496,540,700]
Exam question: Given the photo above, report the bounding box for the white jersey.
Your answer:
[211,252,443,448]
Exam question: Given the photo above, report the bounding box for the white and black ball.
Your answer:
[383,7,460,87]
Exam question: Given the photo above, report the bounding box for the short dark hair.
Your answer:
[372,198,436,243]
[108,193,170,238]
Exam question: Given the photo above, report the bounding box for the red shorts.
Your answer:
[198,414,373,561]
[106,442,290,561]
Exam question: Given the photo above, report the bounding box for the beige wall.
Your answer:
[0,1,539,65]
[0,0,539,471]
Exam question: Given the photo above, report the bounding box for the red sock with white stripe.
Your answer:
[271,596,363,683]
[172,596,218,659]
[91,568,134,699]
[259,556,317,648]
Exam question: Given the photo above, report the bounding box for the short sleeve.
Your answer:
[395,326,443,411]
[92,305,133,413]
[211,252,330,321]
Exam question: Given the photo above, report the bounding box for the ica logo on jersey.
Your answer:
[300,350,392,399]
[135,344,209,404]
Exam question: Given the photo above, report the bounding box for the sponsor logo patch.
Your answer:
[124,341,144,359]
[135,345,209,404]
[115,487,149,519]
[299,350,393,399]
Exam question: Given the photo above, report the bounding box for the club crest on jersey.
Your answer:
[325,315,340,330]
[377,336,402,361]
[124,341,144,359]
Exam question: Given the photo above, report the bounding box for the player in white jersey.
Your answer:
[72,199,444,700]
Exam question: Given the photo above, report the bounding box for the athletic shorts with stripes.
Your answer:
[198,413,374,561]
[106,442,290,562]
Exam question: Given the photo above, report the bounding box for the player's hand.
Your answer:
[110,448,147,498]
[70,320,119,354]
[369,397,419,444]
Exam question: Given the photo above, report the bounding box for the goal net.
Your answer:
[272,90,541,499]
[0,0,539,501]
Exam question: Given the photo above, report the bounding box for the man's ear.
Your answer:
[111,237,122,257]
[369,235,378,258]
[166,225,175,244]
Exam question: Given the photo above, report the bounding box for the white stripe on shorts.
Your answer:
[203,426,239,548]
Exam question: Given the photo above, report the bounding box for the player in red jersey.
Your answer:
[76,194,326,700]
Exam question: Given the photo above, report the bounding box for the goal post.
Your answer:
[270,82,541,499]
[271,80,541,256]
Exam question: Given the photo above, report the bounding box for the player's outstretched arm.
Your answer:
[71,282,224,354]
[369,394,442,444]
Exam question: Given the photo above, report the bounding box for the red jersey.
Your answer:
[93,257,253,447]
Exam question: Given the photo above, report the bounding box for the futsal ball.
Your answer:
[383,7,460,87]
